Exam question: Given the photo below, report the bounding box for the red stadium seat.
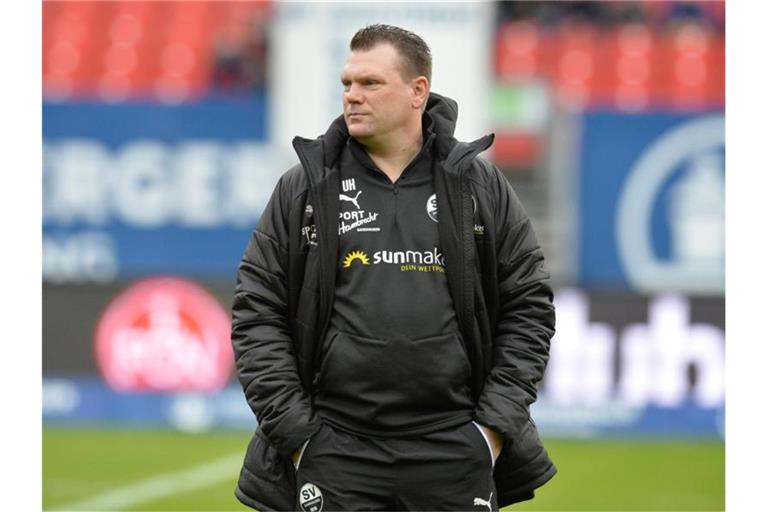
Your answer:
[552,22,598,107]
[496,21,541,82]
[43,0,270,102]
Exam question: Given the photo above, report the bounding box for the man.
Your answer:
[231,24,556,511]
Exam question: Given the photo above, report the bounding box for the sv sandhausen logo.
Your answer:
[299,482,323,512]
[342,247,446,272]
[426,193,485,235]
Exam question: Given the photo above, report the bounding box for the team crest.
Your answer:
[426,193,439,222]
[299,482,323,512]
[427,194,476,223]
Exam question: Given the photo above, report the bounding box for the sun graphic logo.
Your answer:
[343,250,370,268]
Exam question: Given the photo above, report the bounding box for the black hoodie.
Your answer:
[314,110,476,437]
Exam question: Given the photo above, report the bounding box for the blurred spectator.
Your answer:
[498,1,616,28]
[665,1,708,25]
[609,1,648,25]
[211,11,269,93]
[239,11,269,90]
[562,1,611,26]
[496,1,722,32]
[659,1,724,32]
[212,32,244,90]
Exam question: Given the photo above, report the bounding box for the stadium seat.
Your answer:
[43,0,270,102]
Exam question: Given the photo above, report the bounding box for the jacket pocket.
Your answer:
[237,428,295,511]
[294,424,323,472]
[247,428,294,484]
[471,421,496,469]
[512,418,544,465]
[317,331,473,423]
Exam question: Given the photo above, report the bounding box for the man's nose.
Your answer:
[344,84,364,104]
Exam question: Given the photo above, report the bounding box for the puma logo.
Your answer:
[473,492,493,512]
[339,190,362,209]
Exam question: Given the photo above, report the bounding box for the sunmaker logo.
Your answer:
[342,250,370,268]
[372,248,445,267]
[342,247,446,272]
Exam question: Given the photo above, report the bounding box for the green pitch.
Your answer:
[43,428,723,511]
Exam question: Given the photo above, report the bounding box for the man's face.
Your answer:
[340,43,419,142]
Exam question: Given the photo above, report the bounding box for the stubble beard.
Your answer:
[347,119,377,142]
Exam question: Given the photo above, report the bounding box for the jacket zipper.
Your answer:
[292,139,337,372]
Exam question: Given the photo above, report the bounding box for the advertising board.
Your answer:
[95,277,233,392]
[534,288,723,437]
[43,99,286,283]
[577,111,724,294]
[44,284,723,437]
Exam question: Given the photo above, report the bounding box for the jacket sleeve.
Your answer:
[473,166,556,440]
[231,173,322,457]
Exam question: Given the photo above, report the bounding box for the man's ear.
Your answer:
[411,76,430,110]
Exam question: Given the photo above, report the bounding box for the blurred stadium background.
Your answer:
[42,1,725,510]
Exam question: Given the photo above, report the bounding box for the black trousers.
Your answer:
[294,421,498,512]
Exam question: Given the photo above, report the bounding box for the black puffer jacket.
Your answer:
[231,93,557,510]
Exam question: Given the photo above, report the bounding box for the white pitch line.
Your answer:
[51,452,243,511]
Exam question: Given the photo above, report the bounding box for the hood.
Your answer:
[425,92,459,138]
